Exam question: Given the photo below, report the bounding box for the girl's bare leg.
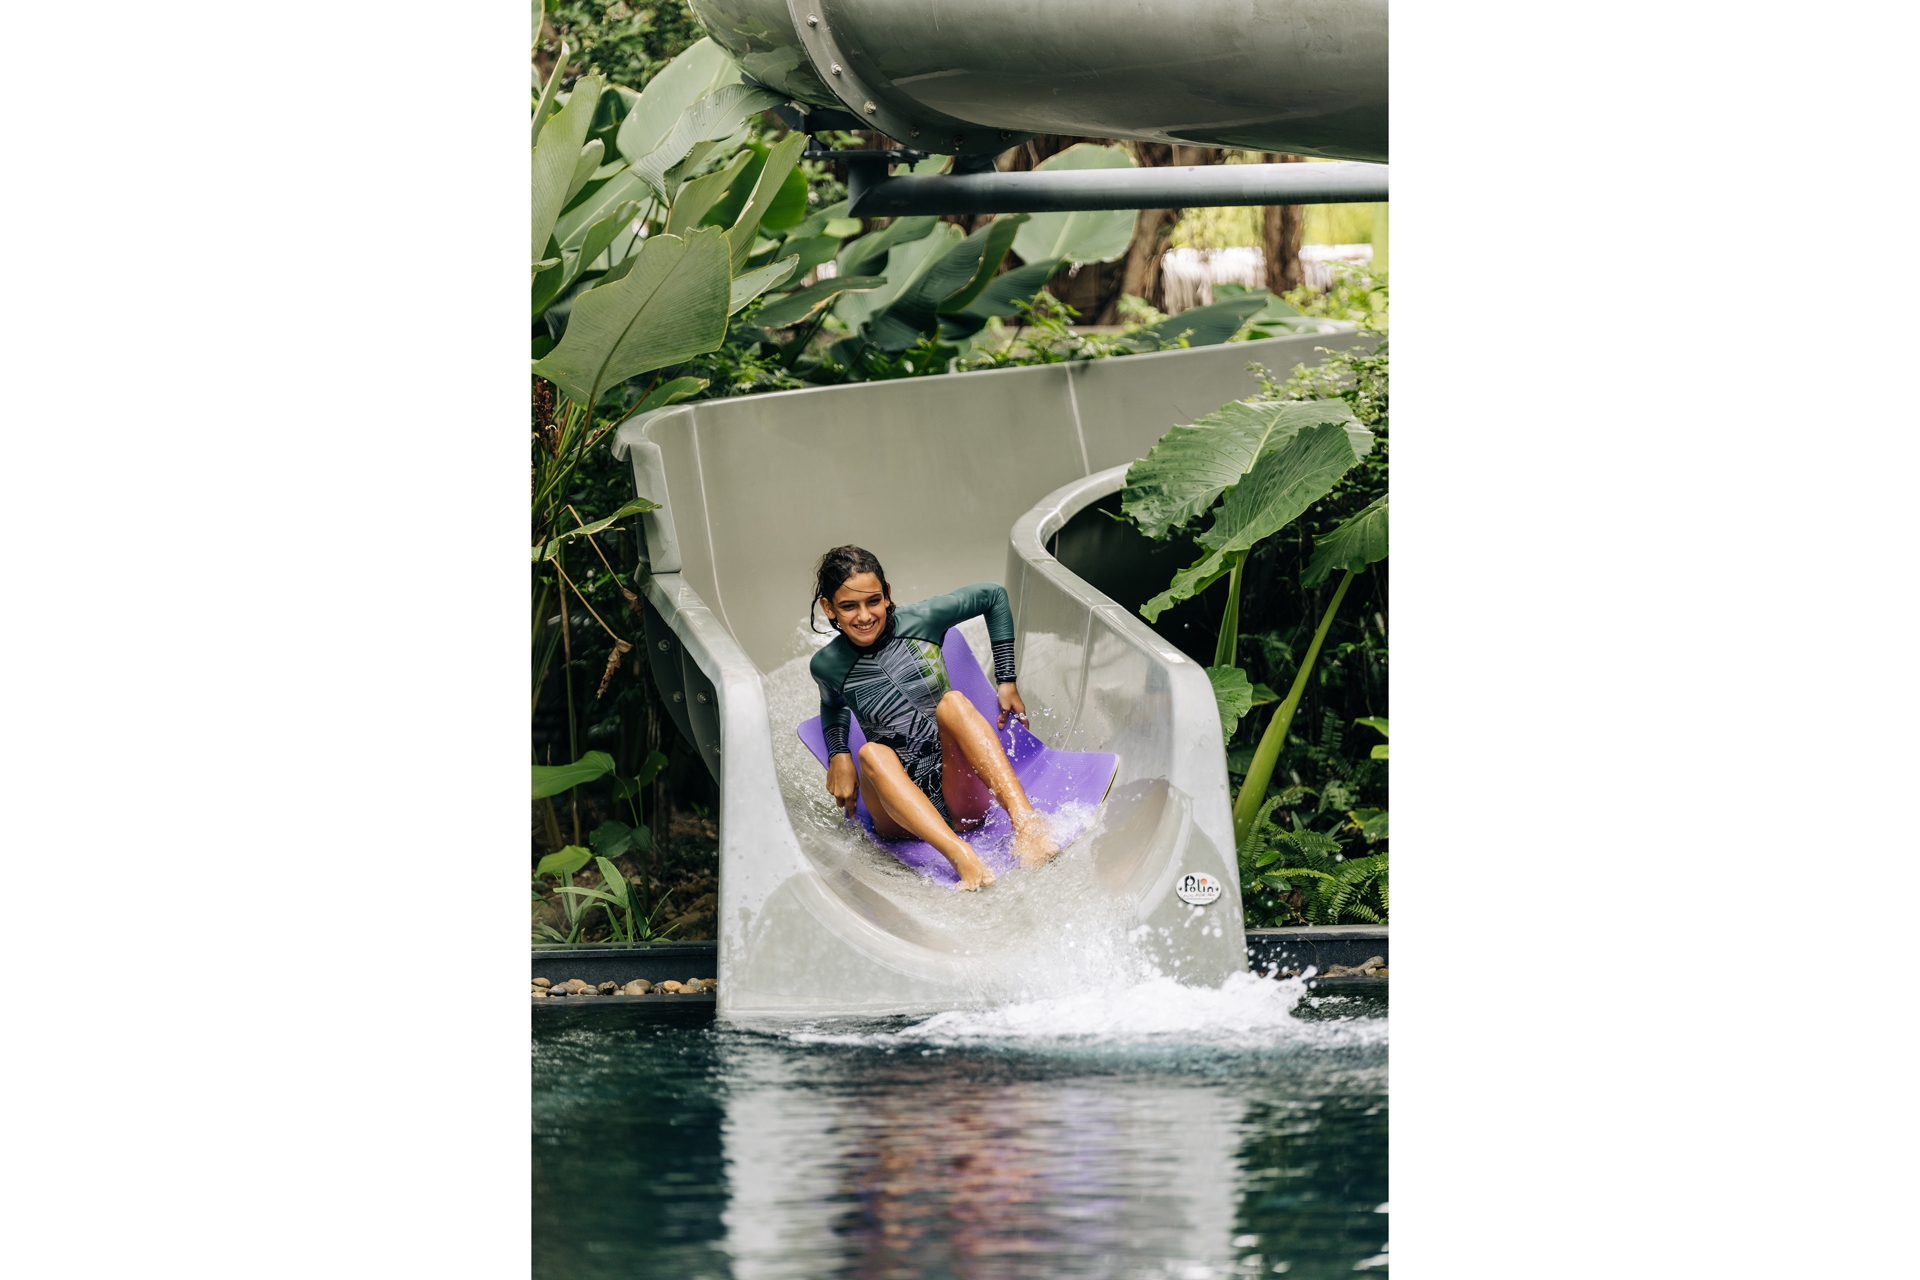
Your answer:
[935,690,1061,868]
[856,742,997,890]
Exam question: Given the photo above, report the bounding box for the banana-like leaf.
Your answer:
[552,168,647,252]
[1303,496,1388,588]
[1010,144,1137,265]
[936,214,1028,314]
[533,76,603,265]
[535,845,593,878]
[565,138,605,206]
[838,223,961,332]
[533,200,642,316]
[626,83,784,206]
[532,227,732,408]
[1207,665,1254,745]
[940,258,1063,337]
[761,162,810,231]
[631,376,708,415]
[532,750,616,799]
[531,0,544,47]
[780,199,852,242]
[836,215,937,280]
[729,255,800,315]
[865,218,1019,352]
[778,233,847,279]
[753,275,886,329]
[1353,716,1388,737]
[612,37,737,161]
[1125,294,1269,350]
[725,133,806,271]
[1123,399,1369,540]
[531,41,569,147]
[1141,421,1372,621]
[533,497,660,561]
[666,149,753,236]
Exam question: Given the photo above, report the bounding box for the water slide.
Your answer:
[615,331,1370,1016]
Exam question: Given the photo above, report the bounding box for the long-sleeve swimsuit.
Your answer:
[810,583,1018,823]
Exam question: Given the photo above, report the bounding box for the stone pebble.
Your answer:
[532,975,716,998]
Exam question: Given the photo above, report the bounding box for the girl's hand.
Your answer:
[826,754,858,818]
[997,682,1028,731]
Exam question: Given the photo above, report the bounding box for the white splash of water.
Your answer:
[789,972,1387,1053]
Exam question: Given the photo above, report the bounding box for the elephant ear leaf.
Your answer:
[1123,399,1365,541]
[1302,496,1388,588]
[1010,144,1137,265]
[531,227,732,409]
[1140,420,1373,622]
[531,751,617,799]
[1206,665,1255,745]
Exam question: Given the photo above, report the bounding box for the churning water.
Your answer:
[532,978,1388,1279]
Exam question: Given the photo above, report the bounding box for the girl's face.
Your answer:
[824,572,890,647]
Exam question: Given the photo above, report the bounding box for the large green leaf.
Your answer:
[936,215,1028,314]
[1123,399,1369,540]
[940,258,1062,338]
[781,198,852,242]
[864,216,1025,352]
[666,149,753,235]
[532,751,616,799]
[1125,294,1269,349]
[625,82,783,205]
[836,215,937,280]
[533,200,642,316]
[1010,144,1137,265]
[725,133,806,271]
[531,227,732,408]
[778,233,847,279]
[837,223,961,332]
[552,167,648,252]
[1141,421,1372,621]
[1207,665,1254,745]
[611,37,737,162]
[1302,495,1388,588]
[761,162,810,231]
[729,255,799,314]
[753,275,886,329]
[533,76,603,265]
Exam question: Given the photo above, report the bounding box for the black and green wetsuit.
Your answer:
[811,582,1019,820]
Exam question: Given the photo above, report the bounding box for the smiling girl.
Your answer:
[809,545,1058,890]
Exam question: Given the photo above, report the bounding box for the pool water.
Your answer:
[533,975,1387,1278]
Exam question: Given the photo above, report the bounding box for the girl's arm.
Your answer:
[925,583,1025,727]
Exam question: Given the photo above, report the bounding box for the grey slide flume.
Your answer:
[614,333,1368,1017]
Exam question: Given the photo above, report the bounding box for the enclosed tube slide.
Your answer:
[686,0,1388,161]
[614,332,1369,1017]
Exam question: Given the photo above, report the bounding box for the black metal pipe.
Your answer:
[846,161,1388,218]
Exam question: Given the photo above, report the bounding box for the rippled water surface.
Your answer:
[533,978,1387,1279]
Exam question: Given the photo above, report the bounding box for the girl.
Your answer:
[810,545,1058,890]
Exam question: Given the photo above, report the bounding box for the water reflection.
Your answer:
[533,995,1386,1280]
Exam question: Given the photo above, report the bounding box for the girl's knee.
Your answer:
[857,741,894,771]
[935,689,974,724]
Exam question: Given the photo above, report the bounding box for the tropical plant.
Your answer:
[1237,793,1388,926]
[533,847,681,944]
[531,36,816,847]
[1120,393,1376,776]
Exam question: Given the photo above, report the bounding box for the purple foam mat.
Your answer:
[797,628,1119,884]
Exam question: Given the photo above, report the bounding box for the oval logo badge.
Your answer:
[1175,872,1222,906]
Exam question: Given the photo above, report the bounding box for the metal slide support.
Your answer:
[846,161,1388,219]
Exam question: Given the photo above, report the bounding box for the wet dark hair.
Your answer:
[811,545,892,635]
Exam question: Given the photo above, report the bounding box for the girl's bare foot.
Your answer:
[948,844,998,890]
[1012,812,1060,868]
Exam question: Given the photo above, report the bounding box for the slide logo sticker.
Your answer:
[1175,872,1222,906]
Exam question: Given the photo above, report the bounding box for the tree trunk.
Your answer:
[1261,154,1307,295]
